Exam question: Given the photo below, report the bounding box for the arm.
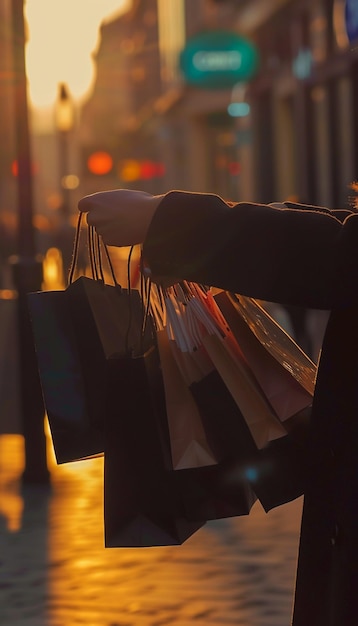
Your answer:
[143,191,358,309]
[78,189,358,309]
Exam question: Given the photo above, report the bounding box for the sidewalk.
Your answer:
[0,434,303,626]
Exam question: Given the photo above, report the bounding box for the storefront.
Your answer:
[247,0,358,206]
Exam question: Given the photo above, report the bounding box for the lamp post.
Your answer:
[54,82,77,276]
[55,82,75,219]
[11,0,49,483]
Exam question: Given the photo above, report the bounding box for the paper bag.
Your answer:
[28,289,104,463]
[156,328,217,469]
[214,291,316,421]
[104,345,205,547]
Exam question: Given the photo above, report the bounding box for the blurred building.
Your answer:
[0,0,18,281]
[243,0,358,207]
[79,0,163,195]
[78,0,358,208]
[0,0,16,206]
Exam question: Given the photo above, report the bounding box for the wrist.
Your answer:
[142,194,165,240]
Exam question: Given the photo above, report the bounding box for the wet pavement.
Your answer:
[0,433,303,626]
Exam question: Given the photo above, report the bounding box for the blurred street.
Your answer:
[0,433,303,626]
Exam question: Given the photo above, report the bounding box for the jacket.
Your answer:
[143,191,358,626]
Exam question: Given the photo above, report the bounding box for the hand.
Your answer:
[78,189,164,247]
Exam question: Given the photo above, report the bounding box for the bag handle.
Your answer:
[68,212,120,288]
[69,213,153,353]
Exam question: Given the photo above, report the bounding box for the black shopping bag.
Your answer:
[104,344,205,547]
[188,368,309,513]
[28,288,105,463]
[65,276,149,429]
[28,279,152,464]
[174,368,257,521]
[244,431,309,512]
[28,216,150,463]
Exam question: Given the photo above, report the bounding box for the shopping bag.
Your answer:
[62,236,204,546]
[66,276,151,429]
[148,284,257,520]
[156,327,217,469]
[149,283,217,469]
[104,342,205,547]
[200,289,314,511]
[29,281,152,463]
[28,287,106,464]
[201,332,287,448]
[177,367,258,521]
[241,429,310,512]
[214,291,316,421]
[161,283,286,451]
[28,217,147,463]
[156,282,312,512]
[174,458,257,522]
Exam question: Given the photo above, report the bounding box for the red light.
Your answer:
[228,161,241,175]
[11,160,39,176]
[137,161,165,180]
[140,160,156,179]
[87,151,113,175]
[154,162,165,177]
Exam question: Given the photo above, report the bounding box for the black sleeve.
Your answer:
[284,201,352,223]
[142,191,358,309]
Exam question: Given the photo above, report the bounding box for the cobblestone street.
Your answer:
[0,434,303,626]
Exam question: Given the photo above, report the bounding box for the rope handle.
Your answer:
[68,212,120,288]
[68,212,152,354]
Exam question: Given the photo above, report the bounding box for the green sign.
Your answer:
[179,31,259,89]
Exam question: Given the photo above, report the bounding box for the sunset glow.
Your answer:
[25,0,131,108]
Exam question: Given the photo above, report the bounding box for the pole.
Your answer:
[55,82,74,219]
[58,128,71,217]
[11,0,50,483]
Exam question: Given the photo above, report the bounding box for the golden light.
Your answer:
[25,0,132,109]
[33,213,52,232]
[118,158,142,182]
[55,83,75,132]
[0,435,25,532]
[46,191,63,211]
[42,247,65,290]
[87,151,113,175]
[61,174,80,190]
[0,289,17,300]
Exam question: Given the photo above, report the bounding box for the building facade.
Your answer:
[0,0,17,216]
[245,0,358,206]
[79,0,163,194]
[78,0,358,208]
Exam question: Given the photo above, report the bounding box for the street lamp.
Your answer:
[55,82,75,218]
[54,83,79,275]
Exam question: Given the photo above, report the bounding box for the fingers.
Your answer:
[78,189,153,211]
[77,196,90,212]
[77,189,163,247]
[77,191,122,235]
